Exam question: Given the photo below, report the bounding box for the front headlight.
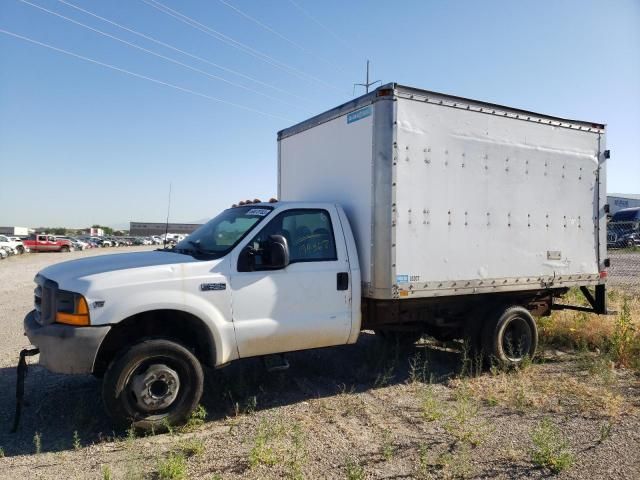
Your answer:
[56,290,90,326]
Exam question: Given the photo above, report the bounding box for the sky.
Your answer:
[0,0,638,228]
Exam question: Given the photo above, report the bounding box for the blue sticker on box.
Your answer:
[347,106,372,124]
[396,275,409,284]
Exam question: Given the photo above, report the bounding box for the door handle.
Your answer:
[337,272,349,291]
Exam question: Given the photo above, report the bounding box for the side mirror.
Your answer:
[237,235,289,272]
[267,234,289,269]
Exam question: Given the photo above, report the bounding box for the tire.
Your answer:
[481,306,537,366]
[60,246,70,253]
[102,339,204,433]
[17,246,24,254]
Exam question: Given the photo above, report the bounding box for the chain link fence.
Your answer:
[606,221,640,294]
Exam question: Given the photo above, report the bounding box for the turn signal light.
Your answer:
[56,295,90,326]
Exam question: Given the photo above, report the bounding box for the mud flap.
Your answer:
[11,347,39,433]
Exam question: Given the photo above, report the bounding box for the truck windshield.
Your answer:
[173,206,273,259]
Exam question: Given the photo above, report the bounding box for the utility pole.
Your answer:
[353,59,381,95]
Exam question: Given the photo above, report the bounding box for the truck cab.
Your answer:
[24,202,360,430]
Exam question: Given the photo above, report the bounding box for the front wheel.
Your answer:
[60,246,70,253]
[481,306,537,366]
[102,339,204,432]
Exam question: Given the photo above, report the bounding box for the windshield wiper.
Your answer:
[187,240,219,255]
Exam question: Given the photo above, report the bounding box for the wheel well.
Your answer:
[93,310,216,376]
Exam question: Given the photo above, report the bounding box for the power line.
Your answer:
[0,28,292,121]
[216,0,339,70]
[287,0,360,58]
[142,0,342,92]
[18,0,302,109]
[55,0,309,103]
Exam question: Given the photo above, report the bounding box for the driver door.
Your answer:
[230,207,352,358]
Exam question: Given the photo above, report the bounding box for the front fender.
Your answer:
[92,289,237,365]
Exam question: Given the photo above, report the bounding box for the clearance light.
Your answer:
[599,271,608,279]
[56,293,90,326]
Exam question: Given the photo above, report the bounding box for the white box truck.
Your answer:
[15,83,609,432]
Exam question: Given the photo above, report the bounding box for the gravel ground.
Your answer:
[0,249,638,479]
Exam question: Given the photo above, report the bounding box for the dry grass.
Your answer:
[538,288,640,371]
[457,364,624,418]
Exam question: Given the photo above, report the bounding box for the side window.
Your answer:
[249,209,337,263]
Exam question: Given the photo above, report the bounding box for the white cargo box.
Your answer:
[278,84,607,300]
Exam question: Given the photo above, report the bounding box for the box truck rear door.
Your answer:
[230,207,352,358]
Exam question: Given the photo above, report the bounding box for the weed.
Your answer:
[0,446,4,458]
[286,422,306,480]
[183,404,207,431]
[530,418,574,473]
[417,443,430,478]
[345,456,365,480]
[380,428,395,461]
[460,339,485,378]
[248,418,282,468]
[436,444,473,479]
[609,297,639,368]
[374,363,396,388]
[444,383,490,447]
[33,432,41,454]
[420,386,444,422]
[599,421,613,443]
[102,465,113,480]
[409,351,431,383]
[72,430,81,450]
[157,452,187,480]
[179,438,205,457]
[126,424,138,443]
[577,351,615,385]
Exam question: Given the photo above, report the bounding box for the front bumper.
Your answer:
[24,310,111,374]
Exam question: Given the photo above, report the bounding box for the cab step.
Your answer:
[263,354,289,372]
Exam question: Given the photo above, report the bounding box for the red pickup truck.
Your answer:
[23,234,72,253]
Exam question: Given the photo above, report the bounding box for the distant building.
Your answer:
[130,222,202,237]
[608,193,640,215]
[0,226,31,236]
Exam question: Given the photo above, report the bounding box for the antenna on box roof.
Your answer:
[353,59,380,95]
[163,182,172,249]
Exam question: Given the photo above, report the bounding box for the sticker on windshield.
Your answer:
[246,208,270,216]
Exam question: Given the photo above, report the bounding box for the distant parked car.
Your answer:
[57,236,88,250]
[0,234,26,254]
[99,238,113,247]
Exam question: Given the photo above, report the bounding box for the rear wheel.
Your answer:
[481,306,537,366]
[102,339,204,432]
[60,246,70,253]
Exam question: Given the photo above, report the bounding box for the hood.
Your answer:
[39,251,200,285]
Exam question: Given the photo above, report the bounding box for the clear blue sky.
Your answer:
[1,0,638,228]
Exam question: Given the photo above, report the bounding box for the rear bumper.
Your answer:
[24,310,110,374]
